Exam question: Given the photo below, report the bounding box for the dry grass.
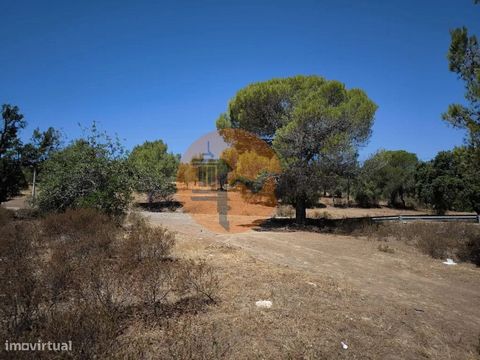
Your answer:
[115,235,480,359]
[310,209,332,219]
[378,243,395,254]
[2,207,479,359]
[275,205,295,218]
[0,209,220,359]
[361,222,480,265]
[0,207,15,226]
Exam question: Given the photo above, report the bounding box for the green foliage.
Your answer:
[128,140,179,203]
[0,104,26,202]
[21,127,61,203]
[219,75,377,223]
[356,150,418,208]
[436,3,480,215]
[443,23,480,146]
[22,127,61,170]
[37,125,133,217]
[416,147,480,214]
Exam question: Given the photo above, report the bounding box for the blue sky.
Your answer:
[1,0,479,160]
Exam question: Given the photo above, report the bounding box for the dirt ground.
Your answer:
[138,188,475,234]
[143,210,480,359]
[3,192,480,358]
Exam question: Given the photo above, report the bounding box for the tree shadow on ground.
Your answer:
[253,216,375,235]
[135,200,183,212]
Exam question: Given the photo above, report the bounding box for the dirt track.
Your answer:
[145,211,480,349]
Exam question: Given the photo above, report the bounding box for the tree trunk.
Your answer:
[389,192,396,208]
[346,177,350,206]
[399,189,406,209]
[295,195,307,225]
[31,167,37,204]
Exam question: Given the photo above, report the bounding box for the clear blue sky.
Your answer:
[1,0,479,160]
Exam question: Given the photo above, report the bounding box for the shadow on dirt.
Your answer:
[135,200,183,212]
[253,216,375,235]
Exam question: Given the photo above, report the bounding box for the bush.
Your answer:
[120,215,175,264]
[177,259,220,304]
[367,222,480,264]
[310,210,331,219]
[41,207,118,240]
[378,244,395,253]
[134,258,176,316]
[0,221,41,337]
[457,226,480,266]
[0,209,221,359]
[0,206,14,226]
[37,128,133,218]
[355,189,379,208]
[128,140,179,204]
[164,318,233,359]
[39,304,120,359]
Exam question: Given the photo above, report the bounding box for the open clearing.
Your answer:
[144,210,480,359]
[2,192,480,358]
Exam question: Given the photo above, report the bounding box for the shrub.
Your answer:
[0,209,221,359]
[134,258,176,316]
[276,205,295,218]
[164,318,233,359]
[0,206,14,226]
[177,259,220,304]
[355,189,379,208]
[39,304,120,359]
[457,226,480,266]
[120,216,175,264]
[367,221,480,264]
[41,207,117,240]
[0,222,41,336]
[310,210,331,219]
[36,127,133,218]
[128,140,179,204]
[79,261,133,317]
[14,208,40,220]
[378,244,395,254]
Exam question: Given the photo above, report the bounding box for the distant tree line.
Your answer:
[212,1,480,221]
[1,3,478,221]
[0,110,178,218]
[338,147,479,214]
[0,104,60,204]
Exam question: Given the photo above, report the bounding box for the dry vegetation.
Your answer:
[117,225,480,359]
[1,206,480,359]
[0,208,219,359]
[362,222,480,265]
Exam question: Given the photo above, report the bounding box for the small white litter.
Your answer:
[341,341,348,350]
[442,258,457,265]
[306,281,317,287]
[255,300,272,308]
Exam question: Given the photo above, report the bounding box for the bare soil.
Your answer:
[143,210,480,359]
[3,192,480,358]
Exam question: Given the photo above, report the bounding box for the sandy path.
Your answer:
[144,211,480,335]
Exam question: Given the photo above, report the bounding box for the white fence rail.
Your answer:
[371,214,480,223]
